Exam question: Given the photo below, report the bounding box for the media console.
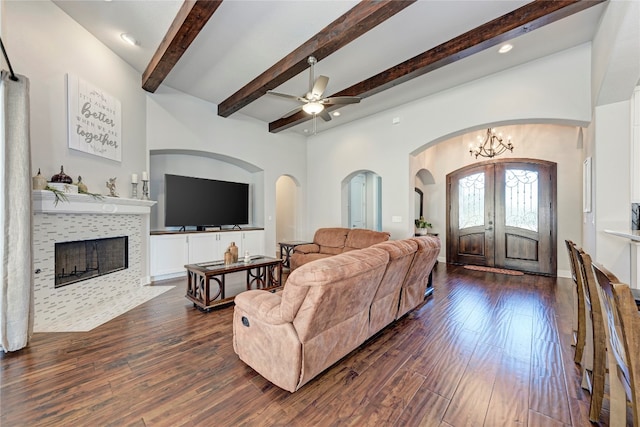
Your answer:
[150,228,265,281]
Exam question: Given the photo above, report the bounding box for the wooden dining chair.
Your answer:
[565,239,586,363]
[592,262,640,427]
[575,248,606,422]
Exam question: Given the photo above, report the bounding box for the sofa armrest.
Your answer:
[234,290,288,325]
[293,243,320,254]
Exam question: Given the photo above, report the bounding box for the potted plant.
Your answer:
[414,216,432,235]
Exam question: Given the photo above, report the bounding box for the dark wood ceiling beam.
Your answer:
[142,0,223,93]
[217,0,416,118]
[269,0,605,133]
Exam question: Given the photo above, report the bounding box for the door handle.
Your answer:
[486,227,493,231]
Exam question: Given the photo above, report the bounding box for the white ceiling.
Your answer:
[52,0,607,136]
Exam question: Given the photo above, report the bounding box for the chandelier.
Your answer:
[469,128,514,158]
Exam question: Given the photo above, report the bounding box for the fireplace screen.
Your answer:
[55,236,128,288]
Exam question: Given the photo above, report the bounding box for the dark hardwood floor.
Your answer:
[1,263,603,426]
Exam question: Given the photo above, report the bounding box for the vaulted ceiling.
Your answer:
[53,0,607,135]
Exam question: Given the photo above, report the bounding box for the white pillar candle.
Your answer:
[141,171,148,181]
[131,173,138,184]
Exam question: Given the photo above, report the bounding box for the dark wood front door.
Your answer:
[446,159,557,275]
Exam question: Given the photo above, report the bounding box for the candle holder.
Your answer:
[131,182,138,199]
[141,180,149,200]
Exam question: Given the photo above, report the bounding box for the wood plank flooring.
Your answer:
[1,263,605,426]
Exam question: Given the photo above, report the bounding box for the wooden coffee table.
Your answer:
[185,256,282,311]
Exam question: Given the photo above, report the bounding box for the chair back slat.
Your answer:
[592,262,640,426]
[566,240,587,364]
[576,249,606,422]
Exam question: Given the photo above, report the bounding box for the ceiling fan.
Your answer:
[267,56,361,124]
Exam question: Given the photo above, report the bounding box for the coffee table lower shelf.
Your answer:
[185,256,283,312]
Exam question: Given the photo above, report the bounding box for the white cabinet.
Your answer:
[150,234,188,277]
[241,230,265,257]
[214,231,241,260]
[150,230,265,280]
[188,233,217,265]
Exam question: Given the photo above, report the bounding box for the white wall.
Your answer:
[4,0,151,279]
[4,1,147,194]
[582,0,640,284]
[417,124,583,275]
[146,86,307,255]
[305,44,592,241]
[591,101,632,284]
[276,175,298,246]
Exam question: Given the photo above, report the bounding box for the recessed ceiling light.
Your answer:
[498,44,513,54]
[332,111,341,117]
[120,33,139,46]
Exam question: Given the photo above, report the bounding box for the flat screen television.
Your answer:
[164,174,249,229]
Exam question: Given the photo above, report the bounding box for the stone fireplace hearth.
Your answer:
[32,190,156,332]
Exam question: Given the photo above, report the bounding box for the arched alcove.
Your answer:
[414,168,435,227]
[149,149,263,230]
[275,175,300,252]
[341,170,382,231]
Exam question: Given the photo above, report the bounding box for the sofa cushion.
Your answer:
[313,227,349,250]
[286,247,389,342]
[344,228,390,251]
[291,243,319,255]
[368,240,417,335]
[289,252,332,271]
[397,235,440,318]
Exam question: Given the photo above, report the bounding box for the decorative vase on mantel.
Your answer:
[32,168,47,190]
[51,166,72,184]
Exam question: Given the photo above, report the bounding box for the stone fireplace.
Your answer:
[32,190,156,332]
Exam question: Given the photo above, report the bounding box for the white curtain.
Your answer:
[1,70,33,352]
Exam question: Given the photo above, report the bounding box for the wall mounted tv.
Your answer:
[164,174,249,229]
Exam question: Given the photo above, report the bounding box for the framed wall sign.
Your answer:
[67,74,122,161]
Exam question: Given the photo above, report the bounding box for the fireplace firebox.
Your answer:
[55,236,128,288]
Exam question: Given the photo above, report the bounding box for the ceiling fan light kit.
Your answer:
[302,102,324,115]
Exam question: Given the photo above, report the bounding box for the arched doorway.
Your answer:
[341,170,382,231]
[446,158,557,275]
[275,175,299,254]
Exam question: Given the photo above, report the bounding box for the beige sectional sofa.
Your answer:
[232,235,440,392]
[289,227,391,271]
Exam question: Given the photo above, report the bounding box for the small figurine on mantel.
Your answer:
[76,176,88,193]
[106,177,118,197]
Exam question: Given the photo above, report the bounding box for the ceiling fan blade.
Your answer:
[318,110,332,122]
[267,91,307,103]
[311,75,329,99]
[322,96,361,105]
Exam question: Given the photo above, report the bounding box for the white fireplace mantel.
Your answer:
[33,190,156,214]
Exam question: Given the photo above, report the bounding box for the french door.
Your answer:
[446,159,557,275]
